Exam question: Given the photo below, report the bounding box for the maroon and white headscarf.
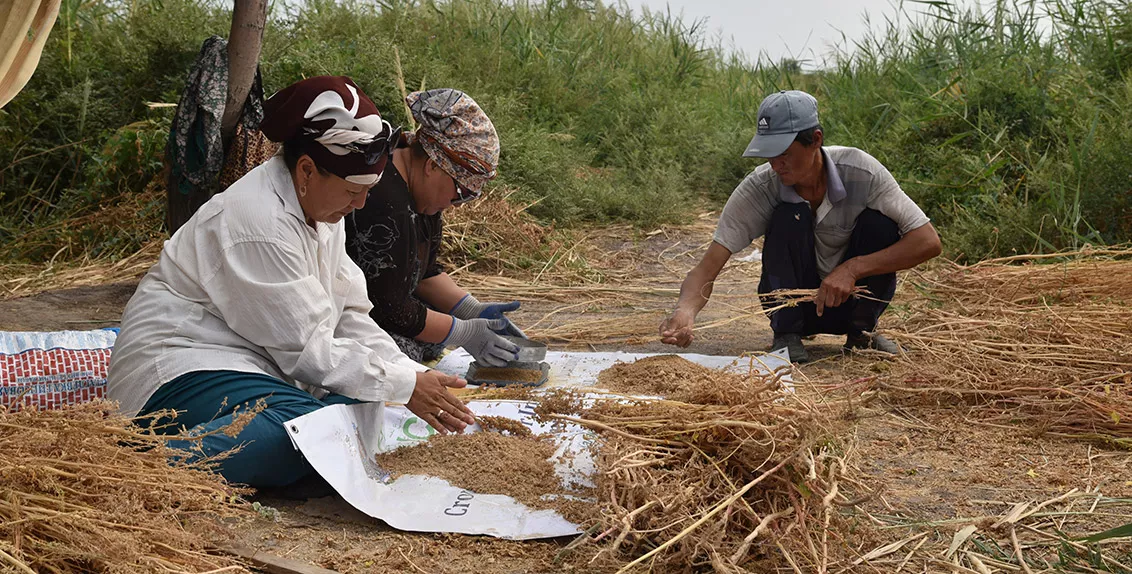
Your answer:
[262,76,396,186]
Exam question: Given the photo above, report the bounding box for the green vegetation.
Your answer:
[2,0,1130,264]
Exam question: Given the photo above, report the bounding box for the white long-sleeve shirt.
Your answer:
[107,156,426,416]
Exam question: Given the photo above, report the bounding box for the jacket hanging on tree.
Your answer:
[165,35,267,232]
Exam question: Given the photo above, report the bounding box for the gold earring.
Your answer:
[299,185,308,198]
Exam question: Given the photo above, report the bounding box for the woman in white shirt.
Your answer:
[107,76,475,488]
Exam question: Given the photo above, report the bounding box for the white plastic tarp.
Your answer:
[432,348,791,390]
[286,350,791,540]
[286,399,586,540]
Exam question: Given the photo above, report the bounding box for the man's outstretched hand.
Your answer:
[406,370,475,434]
[659,309,696,348]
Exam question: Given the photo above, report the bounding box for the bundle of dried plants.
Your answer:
[881,248,1132,447]
[441,187,601,283]
[549,359,875,573]
[0,401,249,573]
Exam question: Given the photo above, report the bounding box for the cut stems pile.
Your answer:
[0,402,248,573]
[881,249,1132,447]
[551,357,876,573]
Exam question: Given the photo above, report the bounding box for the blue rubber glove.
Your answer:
[450,295,526,338]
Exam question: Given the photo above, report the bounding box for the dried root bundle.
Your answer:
[0,401,248,573]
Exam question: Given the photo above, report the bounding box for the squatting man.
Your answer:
[660,90,942,362]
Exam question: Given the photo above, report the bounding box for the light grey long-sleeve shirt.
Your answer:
[108,156,426,416]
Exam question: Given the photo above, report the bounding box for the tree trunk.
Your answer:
[221,0,267,142]
[167,0,267,235]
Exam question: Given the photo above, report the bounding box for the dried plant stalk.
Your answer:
[550,357,871,572]
[882,249,1132,447]
[0,401,249,573]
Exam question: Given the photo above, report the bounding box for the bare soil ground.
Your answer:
[0,282,134,331]
[2,222,1128,573]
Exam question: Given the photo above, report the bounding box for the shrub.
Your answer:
[2,0,1131,264]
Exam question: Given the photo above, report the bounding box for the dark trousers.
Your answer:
[757,205,900,336]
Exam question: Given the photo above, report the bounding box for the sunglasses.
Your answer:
[340,120,402,166]
[451,179,481,206]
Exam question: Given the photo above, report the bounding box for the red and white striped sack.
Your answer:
[0,330,117,410]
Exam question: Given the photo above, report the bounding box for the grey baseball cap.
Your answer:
[742,90,820,158]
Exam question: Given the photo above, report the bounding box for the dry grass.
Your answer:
[962,490,1132,574]
[545,358,878,573]
[1,180,166,299]
[0,401,249,573]
[519,287,865,345]
[0,172,166,301]
[441,187,602,284]
[877,248,1132,448]
[1,187,597,301]
[855,488,1132,572]
[0,240,162,301]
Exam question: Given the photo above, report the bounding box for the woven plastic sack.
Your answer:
[0,330,117,410]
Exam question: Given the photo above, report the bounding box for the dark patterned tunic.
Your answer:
[344,157,444,340]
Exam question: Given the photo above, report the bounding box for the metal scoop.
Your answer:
[503,335,547,363]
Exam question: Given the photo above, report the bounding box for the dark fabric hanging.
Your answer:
[165,35,267,233]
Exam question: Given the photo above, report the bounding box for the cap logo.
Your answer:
[758,117,769,128]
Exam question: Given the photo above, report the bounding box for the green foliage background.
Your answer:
[2,0,1130,263]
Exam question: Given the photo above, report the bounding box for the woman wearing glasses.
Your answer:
[345,89,524,369]
[107,77,475,489]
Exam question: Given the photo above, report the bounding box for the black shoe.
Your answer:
[844,331,900,355]
[257,473,337,500]
[771,333,809,363]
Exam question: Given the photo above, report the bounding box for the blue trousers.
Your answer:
[757,205,900,336]
[140,371,359,488]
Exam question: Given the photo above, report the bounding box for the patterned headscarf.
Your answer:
[262,76,397,186]
[406,89,499,194]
